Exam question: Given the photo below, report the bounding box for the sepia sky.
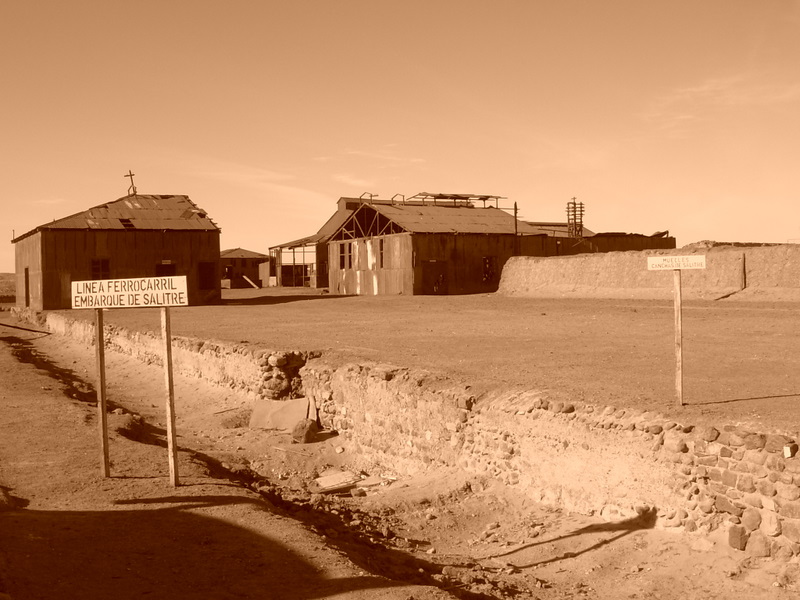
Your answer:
[2,0,800,272]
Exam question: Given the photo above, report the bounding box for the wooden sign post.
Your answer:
[161,306,179,486]
[95,308,110,477]
[647,255,706,406]
[71,275,188,485]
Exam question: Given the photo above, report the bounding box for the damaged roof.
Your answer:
[365,203,543,235]
[524,221,596,237]
[13,194,220,242]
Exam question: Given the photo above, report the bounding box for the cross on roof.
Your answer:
[124,170,137,196]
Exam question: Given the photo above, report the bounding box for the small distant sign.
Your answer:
[647,255,706,271]
[71,276,188,309]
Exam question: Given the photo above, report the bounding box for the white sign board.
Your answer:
[647,255,706,271]
[71,276,188,309]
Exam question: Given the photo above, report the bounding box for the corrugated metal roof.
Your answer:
[221,248,268,259]
[13,194,219,242]
[369,204,542,235]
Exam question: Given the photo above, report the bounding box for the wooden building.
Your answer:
[13,194,221,310]
[326,194,676,296]
[269,196,391,288]
[220,248,269,288]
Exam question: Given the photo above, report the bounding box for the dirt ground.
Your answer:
[2,290,799,599]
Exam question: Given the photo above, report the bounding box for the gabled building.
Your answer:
[325,194,676,295]
[328,196,548,295]
[13,194,221,310]
[220,247,269,288]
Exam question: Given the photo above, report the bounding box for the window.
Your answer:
[91,258,110,280]
[199,262,216,290]
[378,238,385,269]
[339,243,352,270]
[119,218,135,229]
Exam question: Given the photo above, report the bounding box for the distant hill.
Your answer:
[0,273,15,302]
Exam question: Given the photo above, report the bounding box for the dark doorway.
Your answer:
[422,260,448,295]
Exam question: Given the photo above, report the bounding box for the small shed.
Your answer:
[13,194,221,310]
[220,248,269,288]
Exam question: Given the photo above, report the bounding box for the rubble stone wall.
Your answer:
[36,311,314,402]
[301,359,800,561]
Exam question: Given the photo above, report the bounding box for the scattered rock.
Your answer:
[291,418,319,444]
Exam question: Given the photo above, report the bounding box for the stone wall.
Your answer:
[30,310,316,402]
[301,359,800,560]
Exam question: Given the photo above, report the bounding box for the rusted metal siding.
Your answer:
[328,233,413,295]
[411,233,521,295]
[16,229,220,310]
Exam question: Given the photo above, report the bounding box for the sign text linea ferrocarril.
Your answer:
[71,276,189,309]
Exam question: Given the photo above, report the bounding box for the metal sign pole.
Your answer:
[95,308,110,477]
[673,269,684,407]
[161,306,179,486]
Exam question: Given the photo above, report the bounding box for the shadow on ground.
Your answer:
[485,508,659,569]
[221,293,351,306]
[0,494,423,600]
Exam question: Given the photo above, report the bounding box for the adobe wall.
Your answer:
[499,245,800,300]
[14,308,800,561]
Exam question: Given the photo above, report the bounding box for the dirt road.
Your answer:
[0,319,451,600]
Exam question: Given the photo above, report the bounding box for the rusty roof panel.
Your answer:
[14,194,219,241]
[371,204,541,235]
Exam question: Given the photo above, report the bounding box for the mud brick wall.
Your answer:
[301,359,800,560]
[499,245,800,300]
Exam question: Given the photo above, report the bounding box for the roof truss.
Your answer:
[331,205,406,241]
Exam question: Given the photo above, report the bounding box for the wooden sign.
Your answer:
[647,255,707,271]
[71,276,188,309]
[72,275,186,486]
[647,255,706,407]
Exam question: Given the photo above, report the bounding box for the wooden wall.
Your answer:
[14,233,43,310]
[16,229,221,310]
